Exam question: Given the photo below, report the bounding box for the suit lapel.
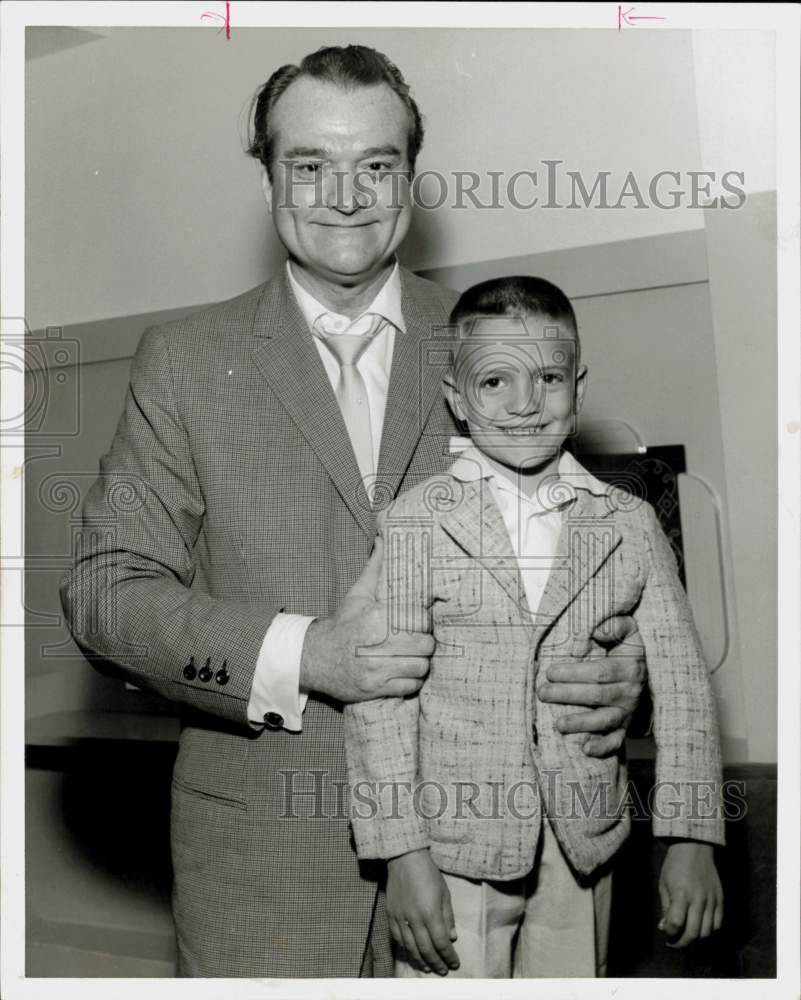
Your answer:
[376,269,451,494]
[249,270,375,538]
[534,488,623,631]
[438,479,530,623]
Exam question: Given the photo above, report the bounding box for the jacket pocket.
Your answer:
[171,775,248,811]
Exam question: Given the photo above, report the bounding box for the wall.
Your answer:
[27,26,711,329]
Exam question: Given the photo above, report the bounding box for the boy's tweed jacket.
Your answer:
[60,266,459,977]
[344,459,725,879]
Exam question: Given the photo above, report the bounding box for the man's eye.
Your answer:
[293,162,322,175]
[364,161,392,175]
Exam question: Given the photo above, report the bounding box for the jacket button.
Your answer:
[183,658,196,680]
[198,658,213,683]
[532,723,538,743]
[263,712,284,730]
[215,663,230,685]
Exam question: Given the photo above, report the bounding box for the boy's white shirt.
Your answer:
[247,262,403,732]
[448,437,613,616]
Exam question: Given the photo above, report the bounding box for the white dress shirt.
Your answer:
[247,261,404,732]
[448,439,610,617]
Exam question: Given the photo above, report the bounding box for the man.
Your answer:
[61,45,645,978]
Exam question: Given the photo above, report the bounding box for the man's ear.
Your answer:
[260,164,274,215]
[574,363,588,413]
[442,370,467,423]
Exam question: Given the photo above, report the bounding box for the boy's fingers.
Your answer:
[410,921,448,975]
[699,901,714,939]
[659,889,687,940]
[713,898,724,932]
[443,890,458,943]
[670,898,704,949]
[399,922,429,973]
[428,910,460,969]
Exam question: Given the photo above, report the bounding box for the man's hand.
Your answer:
[300,537,434,703]
[386,848,459,975]
[538,616,646,758]
[658,841,723,948]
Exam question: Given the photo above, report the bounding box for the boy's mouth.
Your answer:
[496,424,547,436]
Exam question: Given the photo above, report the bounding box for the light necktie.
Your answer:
[315,312,385,491]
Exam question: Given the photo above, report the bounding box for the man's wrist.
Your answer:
[299,616,327,694]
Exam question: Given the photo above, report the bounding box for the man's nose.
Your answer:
[325,169,369,214]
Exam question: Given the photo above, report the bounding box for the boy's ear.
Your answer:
[442,369,467,423]
[260,164,274,215]
[574,363,588,413]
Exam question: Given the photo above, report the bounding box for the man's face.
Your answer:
[447,314,587,475]
[261,77,413,290]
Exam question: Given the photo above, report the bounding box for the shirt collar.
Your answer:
[286,260,405,334]
[448,436,612,511]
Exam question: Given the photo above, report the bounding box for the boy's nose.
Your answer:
[507,379,544,417]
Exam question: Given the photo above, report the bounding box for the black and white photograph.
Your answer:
[2,2,799,997]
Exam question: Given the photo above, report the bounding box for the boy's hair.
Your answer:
[247,45,425,180]
[449,275,580,364]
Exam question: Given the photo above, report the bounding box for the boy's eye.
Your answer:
[479,375,506,391]
[539,371,566,385]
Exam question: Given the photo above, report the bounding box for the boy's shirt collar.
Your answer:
[448,436,612,511]
[286,259,405,334]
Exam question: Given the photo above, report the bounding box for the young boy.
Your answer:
[344,276,724,978]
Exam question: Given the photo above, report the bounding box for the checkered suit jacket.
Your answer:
[344,463,725,880]
[60,265,459,977]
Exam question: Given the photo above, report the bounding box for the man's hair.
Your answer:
[246,45,425,179]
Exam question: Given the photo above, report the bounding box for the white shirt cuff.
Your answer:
[247,613,315,732]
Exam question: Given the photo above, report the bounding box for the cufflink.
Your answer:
[263,712,284,730]
[183,657,197,681]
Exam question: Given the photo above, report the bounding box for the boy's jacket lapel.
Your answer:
[437,478,530,623]
[534,487,623,634]
[438,476,624,632]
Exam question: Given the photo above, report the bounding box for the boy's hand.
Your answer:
[386,848,460,975]
[658,841,723,948]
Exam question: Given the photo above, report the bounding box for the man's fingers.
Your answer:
[582,730,625,758]
[713,897,724,932]
[545,657,644,686]
[555,706,625,734]
[592,616,642,647]
[347,535,384,601]
[382,676,425,698]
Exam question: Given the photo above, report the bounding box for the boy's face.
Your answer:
[445,313,587,475]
